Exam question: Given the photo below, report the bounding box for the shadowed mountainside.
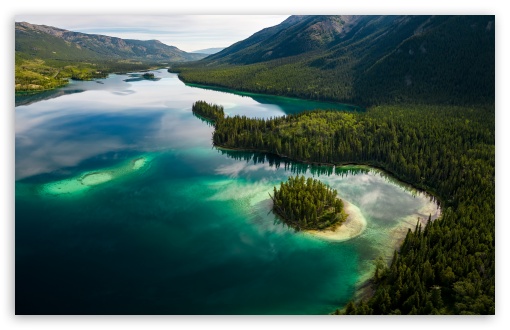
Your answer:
[173,15,494,106]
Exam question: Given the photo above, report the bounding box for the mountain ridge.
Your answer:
[16,21,206,62]
[172,15,495,106]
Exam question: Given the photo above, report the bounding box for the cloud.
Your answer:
[14,15,290,52]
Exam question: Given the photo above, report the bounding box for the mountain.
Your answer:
[205,15,361,64]
[15,22,207,62]
[15,22,207,92]
[191,47,225,55]
[172,15,495,106]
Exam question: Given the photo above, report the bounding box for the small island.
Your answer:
[270,175,347,231]
[142,72,155,79]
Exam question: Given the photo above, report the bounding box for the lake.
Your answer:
[15,70,440,314]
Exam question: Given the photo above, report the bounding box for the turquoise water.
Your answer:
[15,70,439,314]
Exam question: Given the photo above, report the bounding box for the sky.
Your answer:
[14,15,290,52]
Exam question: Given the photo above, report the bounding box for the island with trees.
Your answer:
[270,175,347,231]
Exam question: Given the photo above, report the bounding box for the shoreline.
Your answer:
[15,66,165,96]
[214,144,443,207]
[347,201,443,309]
[214,144,444,311]
[305,200,367,242]
[173,73,365,110]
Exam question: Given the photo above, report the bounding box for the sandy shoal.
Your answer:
[306,200,367,242]
[81,172,113,186]
[132,157,148,170]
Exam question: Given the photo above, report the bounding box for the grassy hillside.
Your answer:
[16,25,102,61]
[15,22,206,62]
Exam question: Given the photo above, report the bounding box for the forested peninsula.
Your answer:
[192,100,495,314]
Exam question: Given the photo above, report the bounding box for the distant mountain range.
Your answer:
[173,15,495,106]
[15,22,207,92]
[191,47,225,55]
[15,22,206,63]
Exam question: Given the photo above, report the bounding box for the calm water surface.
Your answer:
[15,71,439,314]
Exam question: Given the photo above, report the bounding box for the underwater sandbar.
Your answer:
[80,172,113,186]
[132,157,147,170]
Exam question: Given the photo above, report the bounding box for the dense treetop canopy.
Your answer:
[270,175,346,231]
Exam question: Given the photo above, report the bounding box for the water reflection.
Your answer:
[15,89,85,107]
[15,111,164,180]
[15,75,137,106]
[123,73,162,83]
[184,82,361,115]
[216,148,370,177]
[249,95,362,114]
[216,148,440,208]
[191,112,215,126]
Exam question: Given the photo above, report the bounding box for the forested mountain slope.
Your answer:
[173,15,494,106]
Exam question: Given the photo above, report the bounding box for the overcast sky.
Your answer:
[14,15,290,52]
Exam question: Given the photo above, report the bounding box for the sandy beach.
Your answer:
[306,200,367,242]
